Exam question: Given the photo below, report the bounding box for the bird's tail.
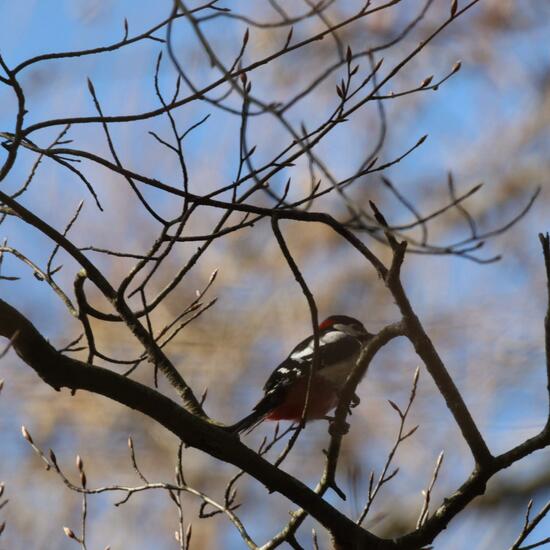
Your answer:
[225,396,276,435]
[225,410,268,435]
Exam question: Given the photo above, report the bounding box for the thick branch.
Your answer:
[385,241,492,467]
[0,298,387,549]
[393,233,550,547]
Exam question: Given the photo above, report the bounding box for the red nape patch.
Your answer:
[319,317,336,330]
[266,376,338,421]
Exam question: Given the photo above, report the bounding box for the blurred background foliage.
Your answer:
[1,1,550,548]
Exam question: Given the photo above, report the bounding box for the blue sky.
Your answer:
[2,1,550,548]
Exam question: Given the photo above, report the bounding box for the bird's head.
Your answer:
[319,315,371,340]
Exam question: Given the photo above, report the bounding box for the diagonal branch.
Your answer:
[393,233,550,548]
[371,203,493,467]
[0,298,386,550]
[0,190,205,416]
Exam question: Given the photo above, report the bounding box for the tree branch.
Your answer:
[0,298,386,549]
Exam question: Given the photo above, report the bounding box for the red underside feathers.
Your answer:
[266,375,338,421]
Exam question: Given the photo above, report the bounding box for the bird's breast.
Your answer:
[317,356,358,388]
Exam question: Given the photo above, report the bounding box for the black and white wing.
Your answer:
[262,328,362,396]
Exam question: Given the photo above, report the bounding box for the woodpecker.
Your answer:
[228,315,372,434]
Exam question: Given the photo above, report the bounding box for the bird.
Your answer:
[228,315,372,434]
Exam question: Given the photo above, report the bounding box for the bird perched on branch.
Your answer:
[228,315,372,434]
